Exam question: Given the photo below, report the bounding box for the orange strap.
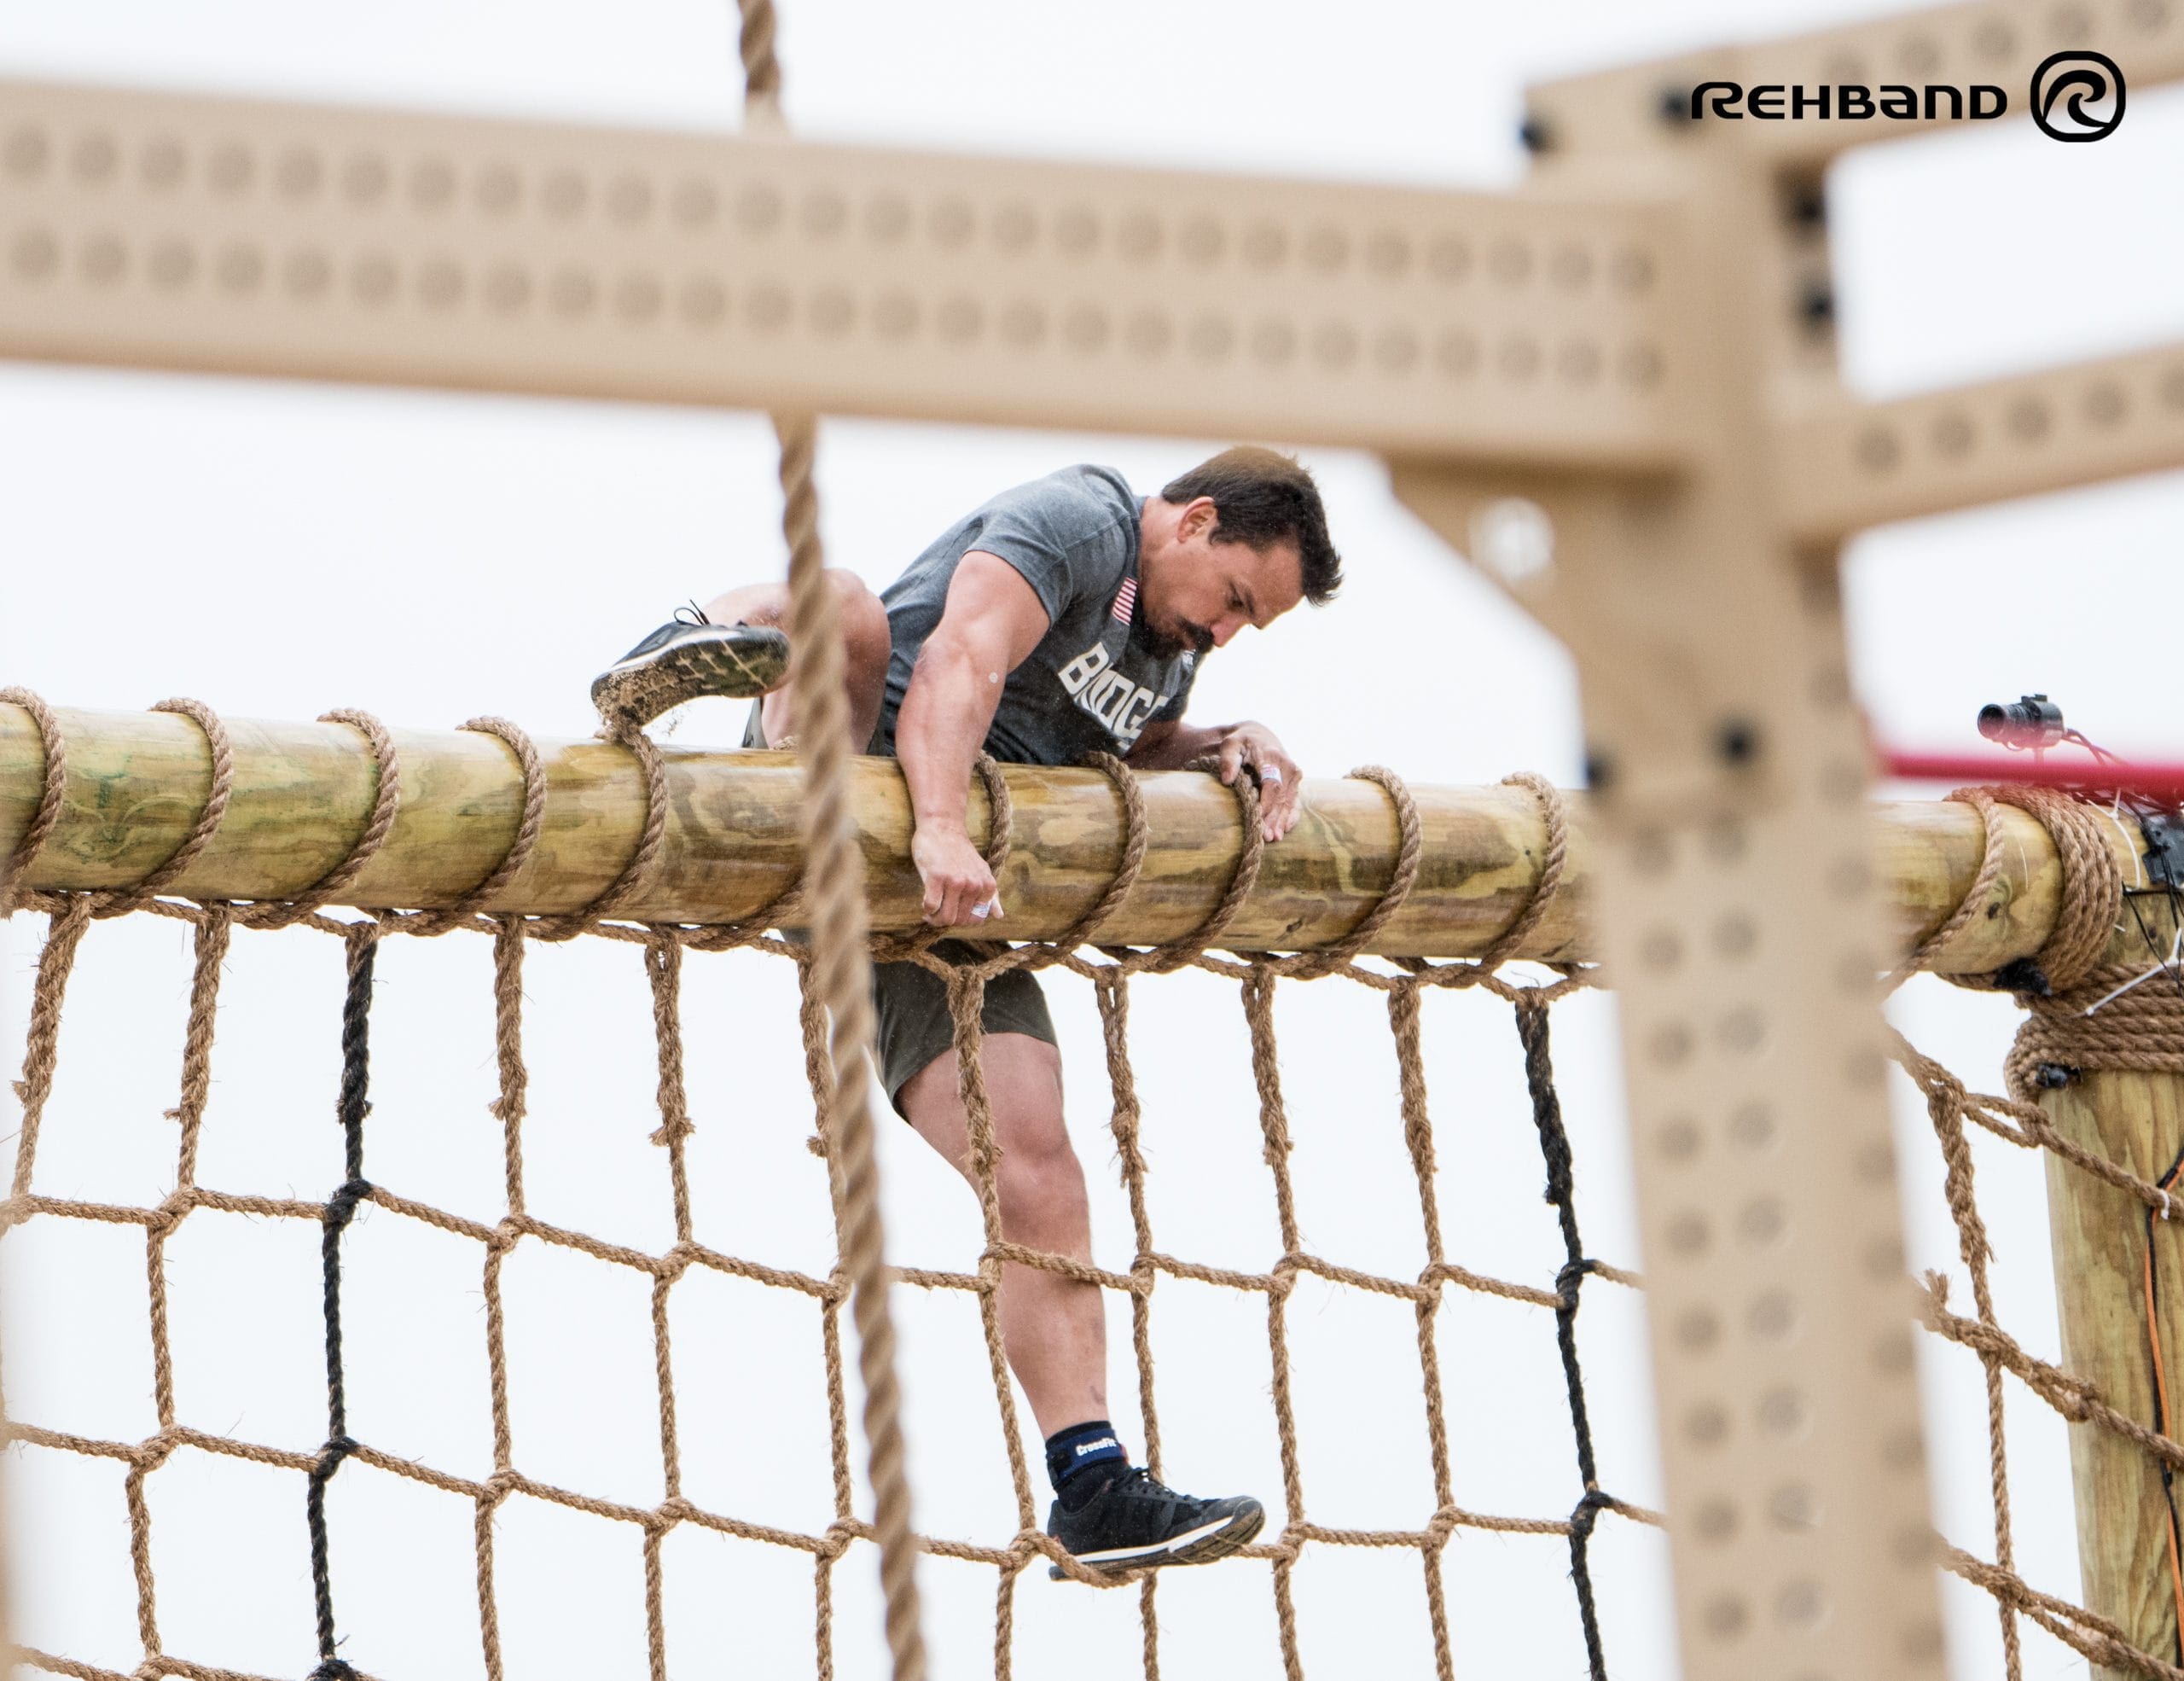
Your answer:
[2142,1159,2184,1655]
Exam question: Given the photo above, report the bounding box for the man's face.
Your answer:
[1139,497,1306,661]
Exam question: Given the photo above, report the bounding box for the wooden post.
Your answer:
[2041,887,2184,1679]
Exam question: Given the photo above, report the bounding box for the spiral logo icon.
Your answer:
[2031,49,2126,141]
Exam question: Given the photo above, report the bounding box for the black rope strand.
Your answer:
[307,930,376,1681]
[1515,999,1611,1681]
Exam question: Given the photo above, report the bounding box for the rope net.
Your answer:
[1883,784,2184,1681]
[0,689,1658,1680]
[10,685,2184,1678]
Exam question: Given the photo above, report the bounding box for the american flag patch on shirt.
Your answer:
[1111,578,1138,624]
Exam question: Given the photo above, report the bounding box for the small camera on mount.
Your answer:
[1978,694,2065,751]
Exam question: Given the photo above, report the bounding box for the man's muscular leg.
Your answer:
[705,568,892,750]
[897,1033,1107,1437]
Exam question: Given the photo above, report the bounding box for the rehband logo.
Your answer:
[2031,50,2125,142]
[1073,1437,1119,1457]
[1687,51,2127,143]
[1689,79,2008,124]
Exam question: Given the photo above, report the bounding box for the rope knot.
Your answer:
[1555,1258,1596,1309]
[325,1178,372,1231]
[312,1434,358,1482]
[146,1189,197,1236]
[1917,1062,1970,1114]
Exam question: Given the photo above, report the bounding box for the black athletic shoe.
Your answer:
[1047,1467,1265,1578]
[590,607,790,728]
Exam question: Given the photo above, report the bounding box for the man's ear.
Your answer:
[1181,496,1219,543]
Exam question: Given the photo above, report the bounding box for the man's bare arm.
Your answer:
[1125,718,1222,770]
[897,551,1051,926]
[1129,717,1304,841]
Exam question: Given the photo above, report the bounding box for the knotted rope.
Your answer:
[0,678,1664,1681]
[1890,780,2184,1680]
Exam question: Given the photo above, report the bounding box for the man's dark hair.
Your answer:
[1161,446,1343,606]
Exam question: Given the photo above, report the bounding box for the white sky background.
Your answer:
[1,1,2181,1678]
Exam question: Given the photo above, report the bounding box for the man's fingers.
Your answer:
[1217,736,1246,784]
[925,870,1000,927]
[926,878,965,926]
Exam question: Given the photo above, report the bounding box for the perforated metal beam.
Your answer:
[0,79,1691,471]
[1778,340,2184,540]
[1525,0,2184,166]
[1392,21,1988,1670]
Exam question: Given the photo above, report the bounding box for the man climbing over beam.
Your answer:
[592,447,1341,1573]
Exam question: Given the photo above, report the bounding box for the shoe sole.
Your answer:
[591,628,790,726]
[1050,1499,1266,1579]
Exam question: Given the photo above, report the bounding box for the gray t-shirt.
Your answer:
[872,465,1198,765]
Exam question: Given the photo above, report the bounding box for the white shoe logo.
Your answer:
[1073,1437,1119,1457]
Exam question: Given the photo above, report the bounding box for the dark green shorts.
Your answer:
[744,702,1058,1114]
[872,943,1057,1116]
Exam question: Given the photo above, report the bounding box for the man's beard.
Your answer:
[1131,613,1213,662]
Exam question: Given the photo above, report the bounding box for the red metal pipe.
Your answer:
[1883,749,2184,803]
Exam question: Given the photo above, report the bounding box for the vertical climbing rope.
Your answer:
[727,5,926,1671]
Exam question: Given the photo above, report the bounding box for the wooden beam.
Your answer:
[0,701,2117,968]
[2038,893,2184,1680]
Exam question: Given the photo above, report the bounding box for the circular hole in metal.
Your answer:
[1468,497,1555,589]
[1767,1482,1820,1530]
